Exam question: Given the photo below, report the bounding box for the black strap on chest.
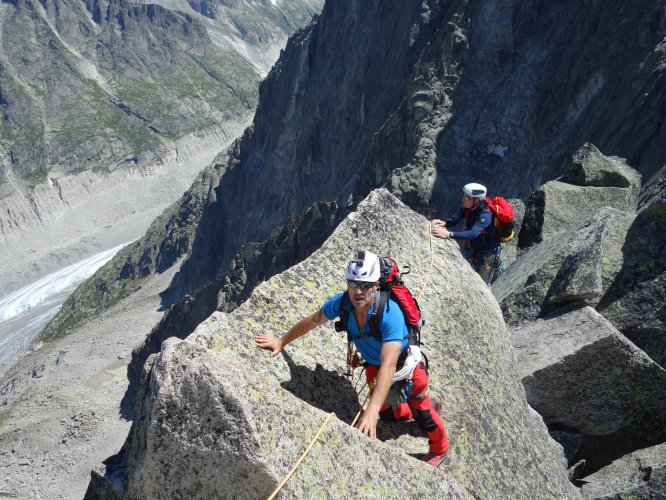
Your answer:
[465,202,492,233]
[334,291,386,342]
[334,291,417,368]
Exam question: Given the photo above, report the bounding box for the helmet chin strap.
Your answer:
[372,290,381,307]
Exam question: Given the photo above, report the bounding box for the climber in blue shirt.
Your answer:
[321,291,407,366]
[255,250,448,467]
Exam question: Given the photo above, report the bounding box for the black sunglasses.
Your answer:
[347,280,375,289]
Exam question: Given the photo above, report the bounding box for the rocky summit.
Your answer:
[87,190,579,499]
[493,145,666,369]
[494,143,666,489]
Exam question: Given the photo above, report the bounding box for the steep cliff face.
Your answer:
[160,0,666,296]
[167,1,449,294]
[51,0,666,336]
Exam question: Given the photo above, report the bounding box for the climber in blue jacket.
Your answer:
[431,183,500,285]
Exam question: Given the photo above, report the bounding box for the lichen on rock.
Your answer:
[100,189,579,499]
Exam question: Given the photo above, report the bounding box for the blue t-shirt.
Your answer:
[322,292,408,366]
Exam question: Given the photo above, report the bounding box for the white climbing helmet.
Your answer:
[344,250,380,282]
[463,182,487,199]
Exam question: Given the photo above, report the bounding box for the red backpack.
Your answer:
[376,257,423,332]
[485,196,515,242]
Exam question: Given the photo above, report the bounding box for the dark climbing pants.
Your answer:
[464,246,501,286]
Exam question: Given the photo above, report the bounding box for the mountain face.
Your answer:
[0,0,245,182]
[0,0,321,189]
[47,0,666,328]
[168,0,665,297]
[0,0,322,299]
[6,1,666,496]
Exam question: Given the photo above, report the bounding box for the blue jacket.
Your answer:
[445,201,500,251]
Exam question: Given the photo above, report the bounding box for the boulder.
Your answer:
[510,307,666,473]
[118,339,473,499]
[562,143,642,193]
[597,169,666,367]
[580,443,666,499]
[546,214,614,305]
[519,145,640,248]
[494,207,634,325]
[92,189,579,499]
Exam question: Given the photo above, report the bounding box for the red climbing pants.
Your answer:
[365,363,448,455]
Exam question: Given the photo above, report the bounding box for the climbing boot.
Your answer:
[431,395,443,415]
[420,451,447,468]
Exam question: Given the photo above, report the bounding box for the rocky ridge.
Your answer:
[87,190,579,499]
[493,144,666,489]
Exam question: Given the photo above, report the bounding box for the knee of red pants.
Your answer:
[379,404,413,422]
[381,402,413,421]
[410,400,448,454]
[368,366,448,454]
[409,365,449,454]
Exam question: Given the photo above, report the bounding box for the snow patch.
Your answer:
[485,144,509,158]
[0,242,129,322]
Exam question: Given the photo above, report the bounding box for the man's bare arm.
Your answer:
[255,309,329,356]
[356,341,401,439]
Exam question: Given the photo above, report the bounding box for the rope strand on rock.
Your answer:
[350,390,371,428]
[267,412,337,500]
[416,220,435,302]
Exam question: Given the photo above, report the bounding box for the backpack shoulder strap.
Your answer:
[334,291,351,335]
[368,290,389,342]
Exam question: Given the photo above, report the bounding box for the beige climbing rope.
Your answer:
[350,390,372,428]
[416,220,435,302]
[267,412,337,500]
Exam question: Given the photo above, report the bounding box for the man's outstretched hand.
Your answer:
[356,407,380,440]
[255,333,283,357]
